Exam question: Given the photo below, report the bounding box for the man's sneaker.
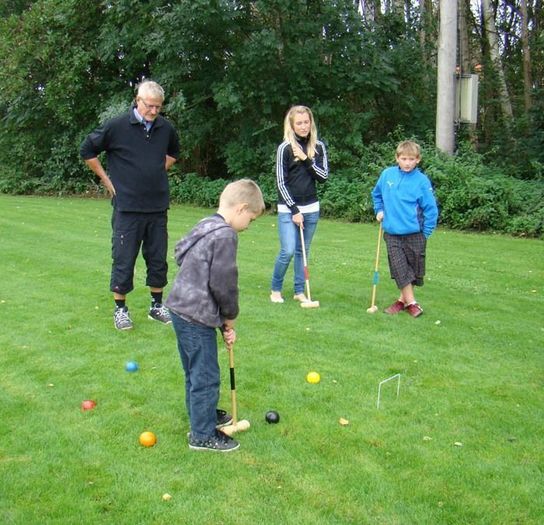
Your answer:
[114,306,133,330]
[384,300,405,315]
[148,304,171,324]
[405,303,423,318]
[188,430,240,452]
[216,409,233,429]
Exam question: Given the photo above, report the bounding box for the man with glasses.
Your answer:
[81,80,180,330]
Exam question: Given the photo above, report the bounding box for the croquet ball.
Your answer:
[139,431,157,447]
[81,399,96,411]
[306,371,321,384]
[125,361,139,372]
[265,410,280,424]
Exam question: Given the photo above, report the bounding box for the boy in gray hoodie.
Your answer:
[165,179,265,452]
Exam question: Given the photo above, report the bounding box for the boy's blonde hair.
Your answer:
[219,179,265,215]
[396,140,421,158]
[284,105,318,159]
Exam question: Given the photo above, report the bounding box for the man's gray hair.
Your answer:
[137,80,165,101]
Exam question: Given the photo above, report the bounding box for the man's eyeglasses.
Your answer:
[138,98,163,111]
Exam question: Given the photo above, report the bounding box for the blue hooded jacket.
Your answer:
[371,166,438,238]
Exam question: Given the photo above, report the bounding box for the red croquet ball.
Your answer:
[81,399,97,411]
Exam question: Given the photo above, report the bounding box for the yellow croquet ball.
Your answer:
[139,431,157,447]
[306,371,321,384]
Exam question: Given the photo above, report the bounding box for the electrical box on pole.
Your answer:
[456,74,479,124]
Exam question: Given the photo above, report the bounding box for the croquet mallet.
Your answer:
[366,222,383,313]
[221,342,250,436]
[299,225,320,308]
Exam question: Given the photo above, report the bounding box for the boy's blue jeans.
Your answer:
[271,211,319,295]
[170,312,220,440]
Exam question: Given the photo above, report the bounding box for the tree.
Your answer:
[520,0,533,112]
[1,0,542,191]
[481,0,513,119]
[0,0,116,189]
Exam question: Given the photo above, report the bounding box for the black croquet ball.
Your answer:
[265,410,280,424]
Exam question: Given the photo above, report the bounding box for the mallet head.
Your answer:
[221,419,250,436]
[366,305,379,314]
[300,300,320,309]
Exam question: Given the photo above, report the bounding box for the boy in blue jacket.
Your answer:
[371,141,438,317]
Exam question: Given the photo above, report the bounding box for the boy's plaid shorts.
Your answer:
[384,232,427,289]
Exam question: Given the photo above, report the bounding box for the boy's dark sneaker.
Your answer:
[405,303,423,318]
[114,306,133,330]
[148,304,172,324]
[188,430,240,452]
[216,409,233,429]
[384,300,405,315]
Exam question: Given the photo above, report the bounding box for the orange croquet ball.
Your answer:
[139,431,157,447]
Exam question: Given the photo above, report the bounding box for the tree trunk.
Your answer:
[419,0,426,51]
[481,0,513,118]
[520,0,533,112]
[436,0,458,154]
[458,0,471,74]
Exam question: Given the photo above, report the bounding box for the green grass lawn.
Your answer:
[1,195,542,525]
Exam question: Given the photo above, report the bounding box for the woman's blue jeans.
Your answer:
[271,211,319,295]
[170,312,220,440]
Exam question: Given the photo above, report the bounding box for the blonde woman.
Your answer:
[270,106,329,304]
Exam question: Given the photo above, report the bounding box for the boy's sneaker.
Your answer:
[188,430,240,452]
[216,409,233,429]
[384,300,405,315]
[405,303,423,318]
[114,306,133,330]
[148,304,171,324]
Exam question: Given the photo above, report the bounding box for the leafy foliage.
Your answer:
[0,0,543,236]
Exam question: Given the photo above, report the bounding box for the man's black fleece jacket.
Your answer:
[80,107,180,212]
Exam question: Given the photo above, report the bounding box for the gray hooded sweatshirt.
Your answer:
[165,214,239,328]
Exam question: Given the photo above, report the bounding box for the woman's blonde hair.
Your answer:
[283,105,318,159]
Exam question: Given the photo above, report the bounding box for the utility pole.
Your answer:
[436,0,458,154]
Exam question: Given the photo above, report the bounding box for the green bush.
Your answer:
[424,144,544,237]
[2,134,542,238]
[169,172,228,208]
[319,172,374,222]
[169,171,279,210]
[164,138,543,238]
